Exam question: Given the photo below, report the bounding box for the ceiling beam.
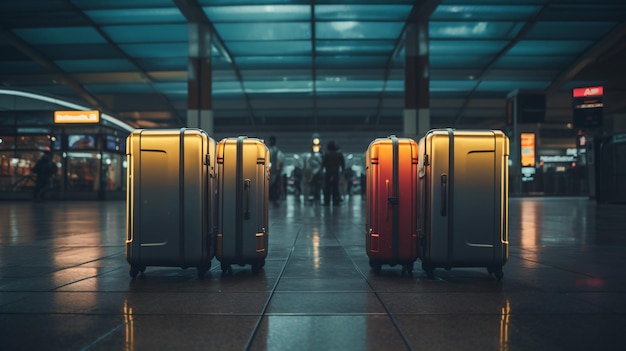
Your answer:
[546,21,626,96]
[173,0,257,129]
[0,27,108,111]
[66,0,187,127]
[453,3,551,126]
[373,0,440,126]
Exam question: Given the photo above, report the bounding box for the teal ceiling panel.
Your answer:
[493,55,574,70]
[204,5,310,22]
[119,43,187,58]
[12,27,106,45]
[477,80,549,92]
[316,56,388,68]
[200,0,309,5]
[136,58,188,71]
[227,41,311,56]
[215,22,311,41]
[73,0,175,9]
[244,81,312,94]
[315,5,412,20]
[0,61,48,74]
[430,80,480,92]
[430,40,508,55]
[235,56,312,69]
[526,21,618,40]
[213,81,244,96]
[430,55,493,69]
[508,40,594,55]
[102,24,187,43]
[316,22,403,39]
[316,40,395,54]
[430,22,524,39]
[316,79,384,93]
[84,8,185,24]
[432,5,541,20]
[153,82,187,95]
[55,59,135,73]
[85,83,154,94]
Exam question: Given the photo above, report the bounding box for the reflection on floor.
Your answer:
[1,196,626,350]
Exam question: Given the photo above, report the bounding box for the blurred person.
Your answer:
[322,140,345,206]
[268,136,284,205]
[304,149,323,203]
[31,151,57,201]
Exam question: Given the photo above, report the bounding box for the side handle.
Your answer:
[244,179,251,220]
[440,174,447,216]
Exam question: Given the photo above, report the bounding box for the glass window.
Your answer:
[16,135,52,150]
[68,135,96,150]
[66,152,100,192]
[102,153,124,191]
[0,136,16,150]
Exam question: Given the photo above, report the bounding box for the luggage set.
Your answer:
[365,129,509,280]
[126,129,268,278]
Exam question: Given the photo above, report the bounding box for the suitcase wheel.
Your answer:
[129,265,145,279]
[401,263,414,276]
[221,262,232,276]
[251,260,264,274]
[197,261,211,278]
[487,266,504,281]
[421,262,435,279]
[369,259,382,274]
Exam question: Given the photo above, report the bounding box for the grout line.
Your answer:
[338,236,415,351]
[243,225,302,351]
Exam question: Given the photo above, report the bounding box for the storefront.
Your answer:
[0,110,130,200]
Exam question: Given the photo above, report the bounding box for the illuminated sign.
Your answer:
[572,86,603,128]
[54,110,100,124]
[572,86,603,98]
[520,133,535,167]
[539,155,577,163]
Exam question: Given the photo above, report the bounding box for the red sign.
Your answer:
[573,86,603,98]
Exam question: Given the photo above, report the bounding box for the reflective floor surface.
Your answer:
[1,196,626,351]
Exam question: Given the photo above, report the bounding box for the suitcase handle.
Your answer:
[244,179,251,220]
[441,174,447,216]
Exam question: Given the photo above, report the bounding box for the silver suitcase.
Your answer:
[126,128,216,278]
[216,136,269,274]
[418,128,509,280]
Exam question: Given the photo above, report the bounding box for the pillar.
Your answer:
[187,23,213,134]
[404,19,430,139]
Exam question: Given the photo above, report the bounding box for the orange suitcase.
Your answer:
[365,135,419,275]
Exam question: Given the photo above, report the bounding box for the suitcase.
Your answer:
[126,128,216,278]
[216,136,269,274]
[365,135,419,275]
[418,128,509,280]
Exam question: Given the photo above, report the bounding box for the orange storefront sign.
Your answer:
[54,110,100,123]
[520,133,535,167]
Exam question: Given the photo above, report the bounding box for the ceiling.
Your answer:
[1,0,625,150]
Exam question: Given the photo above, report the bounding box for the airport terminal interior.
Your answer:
[1,0,626,350]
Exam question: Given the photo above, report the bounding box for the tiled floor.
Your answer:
[1,196,625,351]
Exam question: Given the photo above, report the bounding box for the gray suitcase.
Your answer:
[418,128,509,280]
[126,128,216,278]
[216,136,269,274]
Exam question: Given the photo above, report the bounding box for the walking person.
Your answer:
[267,136,284,206]
[31,151,57,201]
[322,140,345,206]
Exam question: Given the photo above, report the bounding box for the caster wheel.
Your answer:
[401,262,414,276]
[369,259,382,274]
[129,265,140,279]
[493,267,504,281]
[197,261,211,278]
[221,262,232,276]
[421,262,434,279]
[251,261,263,274]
